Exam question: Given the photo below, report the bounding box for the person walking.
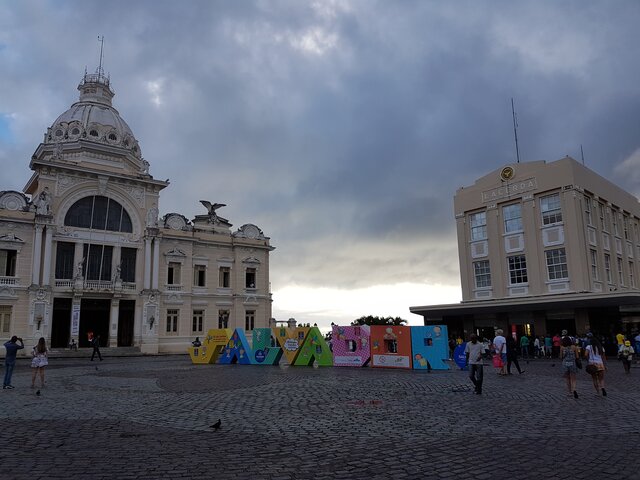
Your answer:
[30,337,49,388]
[492,329,507,375]
[506,335,525,374]
[560,336,579,398]
[3,335,24,389]
[618,340,634,374]
[520,335,530,358]
[91,334,103,361]
[585,333,607,396]
[464,334,486,394]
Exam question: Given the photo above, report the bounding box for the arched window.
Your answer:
[64,196,133,233]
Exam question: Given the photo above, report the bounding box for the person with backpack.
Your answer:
[618,340,635,374]
[560,336,579,399]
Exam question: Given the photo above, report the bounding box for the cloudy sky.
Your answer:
[1,1,639,328]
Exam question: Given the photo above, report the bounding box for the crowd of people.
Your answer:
[464,329,637,398]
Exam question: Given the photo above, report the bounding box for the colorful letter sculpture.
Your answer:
[188,329,233,364]
[370,325,412,369]
[331,325,371,367]
[273,326,310,364]
[219,329,255,365]
[188,324,452,372]
[252,328,283,365]
[410,325,450,370]
[294,327,333,366]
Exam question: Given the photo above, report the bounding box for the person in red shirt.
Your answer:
[552,334,562,359]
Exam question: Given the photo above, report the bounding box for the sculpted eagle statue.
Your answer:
[200,200,227,223]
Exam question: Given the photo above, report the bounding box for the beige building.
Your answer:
[411,157,640,342]
[0,70,274,354]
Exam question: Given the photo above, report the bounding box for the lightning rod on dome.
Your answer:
[97,35,105,78]
[511,98,521,164]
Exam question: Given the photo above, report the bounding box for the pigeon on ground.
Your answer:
[210,419,221,430]
[95,366,99,371]
[36,390,40,396]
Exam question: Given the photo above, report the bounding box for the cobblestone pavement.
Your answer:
[1,355,639,480]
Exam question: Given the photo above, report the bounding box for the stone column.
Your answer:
[41,226,53,286]
[152,237,160,290]
[143,238,152,290]
[109,299,119,348]
[112,245,122,287]
[32,225,43,285]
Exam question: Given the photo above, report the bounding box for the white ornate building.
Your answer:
[0,70,274,354]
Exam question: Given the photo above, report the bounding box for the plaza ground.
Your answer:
[1,354,639,480]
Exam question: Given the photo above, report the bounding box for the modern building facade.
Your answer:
[411,157,640,342]
[0,69,274,354]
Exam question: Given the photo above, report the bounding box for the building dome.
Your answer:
[45,72,142,159]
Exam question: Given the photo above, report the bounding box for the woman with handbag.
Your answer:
[585,333,607,396]
[560,336,579,398]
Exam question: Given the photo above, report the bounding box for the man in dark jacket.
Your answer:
[3,335,24,389]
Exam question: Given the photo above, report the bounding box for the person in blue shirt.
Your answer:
[3,335,24,389]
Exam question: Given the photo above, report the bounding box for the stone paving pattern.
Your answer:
[1,355,639,479]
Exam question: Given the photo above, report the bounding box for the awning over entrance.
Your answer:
[410,292,640,319]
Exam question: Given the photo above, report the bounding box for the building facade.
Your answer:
[411,157,640,342]
[0,70,274,354]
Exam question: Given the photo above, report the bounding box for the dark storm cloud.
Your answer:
[1,0,640,305]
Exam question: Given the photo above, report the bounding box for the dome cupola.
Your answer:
[45,69,142,159]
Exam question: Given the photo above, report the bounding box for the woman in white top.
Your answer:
[585,334,607,396]
[30,337,49,388]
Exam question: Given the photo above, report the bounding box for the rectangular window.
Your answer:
[470,211,487,241]
[167,262,181,285]
[82,244,113,281]
[605,208,612,233]
[540,193,562,225]
[219,267,230,288]
[623,215,630,240]
[218,310,229,329]
[166,309,178,334]
[618,257,624,285]
[473,260,492,288]
[508,255,528,284]
[612,210,619,236]
[590,249,599,280]
[605,254,612,283]
[503,204,523,233]
[0,305,11,334]
[193,265,206,287]
[599,203,606,231]
[245,268,256,289]
[0,249,17,277]
[629,262,635,288]
[245,310,255,331]
[584,196,593,226]
[54,242,75,279]
[120,247,137,283]
[192,310,204,333]
[546,248,569,280]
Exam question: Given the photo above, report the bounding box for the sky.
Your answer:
[1,1,640,329]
